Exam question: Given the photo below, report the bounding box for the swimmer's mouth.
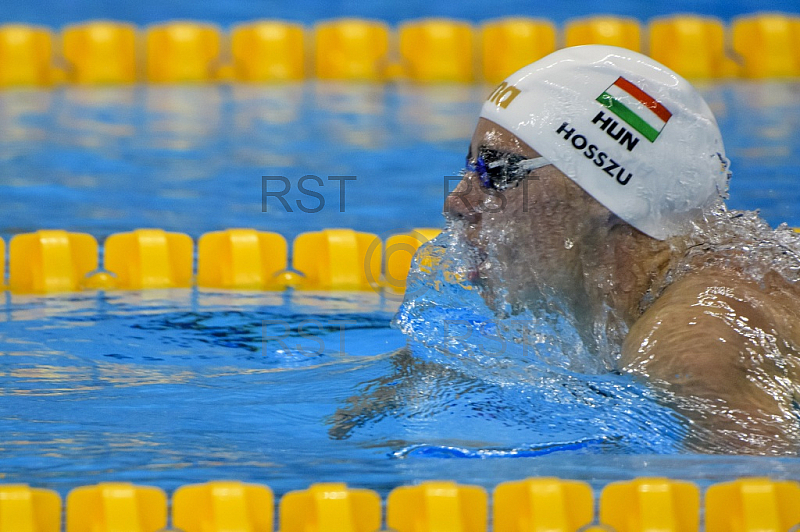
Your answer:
[468,249,489,286]
[468,268,481,284]
[449,221,488,286]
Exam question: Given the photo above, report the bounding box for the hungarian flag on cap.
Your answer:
[597,77,672,142]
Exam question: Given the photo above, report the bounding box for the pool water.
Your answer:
[4,0,799,28]
[0,81,799,496]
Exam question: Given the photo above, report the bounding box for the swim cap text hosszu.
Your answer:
[480,45,729,240]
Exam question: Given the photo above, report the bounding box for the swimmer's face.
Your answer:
[445,118,618,310]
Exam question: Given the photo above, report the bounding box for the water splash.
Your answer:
[393,202,800,455]
[391,225,686,454]
[664,202,800,292]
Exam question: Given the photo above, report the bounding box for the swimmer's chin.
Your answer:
[468,254,490,289]
[470,264,509,314]
[449,223,511,312]
[466,259,492,295]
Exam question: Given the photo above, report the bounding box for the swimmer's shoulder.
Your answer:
[622,266,800,369]
[681,267,799,334]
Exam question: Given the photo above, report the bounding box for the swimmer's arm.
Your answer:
[620,275,796,451]
[327,346,412,440]
[328,346,464,440]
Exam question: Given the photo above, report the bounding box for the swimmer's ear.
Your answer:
[604,214,652,242]
[606,212,625,229]
[714,152,732,199]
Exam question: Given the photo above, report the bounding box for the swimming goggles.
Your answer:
[465,147,551,190]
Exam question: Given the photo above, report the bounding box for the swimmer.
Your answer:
[444,45,800,453]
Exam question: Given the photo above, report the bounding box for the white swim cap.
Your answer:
[480,45,729,240]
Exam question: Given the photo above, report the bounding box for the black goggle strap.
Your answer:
[466,147,551,189]
[480,150,551,189]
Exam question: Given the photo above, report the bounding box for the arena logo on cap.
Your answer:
[596,77,672,142]
[487,82,521,109]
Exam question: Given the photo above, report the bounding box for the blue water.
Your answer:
[0,84,475,239]
[2,289,799,496]
[1,81,800,496]
[2,0,799,28]
[1,82,798,239]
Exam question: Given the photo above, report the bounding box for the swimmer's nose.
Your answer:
[445,175,483,223]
